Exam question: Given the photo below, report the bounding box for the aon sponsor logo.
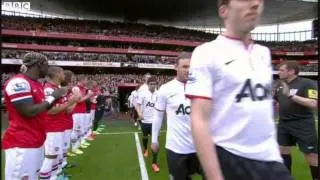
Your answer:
[236,79,271,103]
[176,104,191,115]
[146,102,155,107]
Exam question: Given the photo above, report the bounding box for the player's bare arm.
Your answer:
[48,94,81,115]
[190,98,224,180]
[79,90,94,102]
[14,87,67,117]
[151,109,165,152]
[135,103,144,119]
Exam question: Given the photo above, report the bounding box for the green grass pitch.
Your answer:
[1,117,316,180]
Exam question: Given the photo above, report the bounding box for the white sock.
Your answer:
[72,134,80,151]
[62,151,68,168]
[56,154,63,176]
[49,158,58,180]
[39,157,55,179]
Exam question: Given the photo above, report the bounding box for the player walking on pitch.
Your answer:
[135,76,160,172]
[185,0,293,179]
[152,52,205,179]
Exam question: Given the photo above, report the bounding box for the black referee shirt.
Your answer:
[275,77,317,121]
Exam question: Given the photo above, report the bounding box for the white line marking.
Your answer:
[100,130,166,135]
[134,132,149,180]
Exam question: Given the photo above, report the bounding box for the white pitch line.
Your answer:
[134,132,149,180]
[100,130,166,135]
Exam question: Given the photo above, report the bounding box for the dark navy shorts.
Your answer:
[141,123,152,136]
[166,149,205,180]
[216,146,293,180]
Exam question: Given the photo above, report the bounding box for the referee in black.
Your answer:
[275,61,318,180]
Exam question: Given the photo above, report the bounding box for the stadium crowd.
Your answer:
[1,72,174,90]
[2,15,213,41]
[2,50,177,64]
[2,50,318,72]
[2,15,318,52]
[3,37,190,52]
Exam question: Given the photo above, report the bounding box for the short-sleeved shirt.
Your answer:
[275,77,317,121]
[155,79,195,154]
[65,90,74,130]
[136,90,157,124]
[2,74,47,149]
[91,87,100,110]
[185,35,282,163]
[72,84,86,114]
[44,82,67,132]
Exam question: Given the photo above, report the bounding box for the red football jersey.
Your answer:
[44,82,67,132]
[90,87,101,110]
[72,84,86,114]
[2,74,46,149]
[64,90,74,130]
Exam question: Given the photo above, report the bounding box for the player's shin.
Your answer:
[142,135,148,151]
[281,154,292,173]
[152,150,159,164]
[39,156,56,180]
[56,154,64,175]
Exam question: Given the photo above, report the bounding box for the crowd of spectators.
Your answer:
[262,40,318,52]
[2,15,214,42]
[2,16,318,52]
[3,37,190,52]
[2,50,317,70]
[1,50,177,64]
[2,73,174,90]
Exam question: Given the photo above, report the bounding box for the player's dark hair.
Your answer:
[176,52,191,65]
[64,70,74,79]
[217,0,230,7]
[147,76,157,84]
[47,66,63,79]
[23,52,47,67]
[279,61,300,75]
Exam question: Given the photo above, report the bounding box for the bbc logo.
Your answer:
[2,2,31,11]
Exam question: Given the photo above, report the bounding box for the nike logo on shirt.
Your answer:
[225,59,235,65]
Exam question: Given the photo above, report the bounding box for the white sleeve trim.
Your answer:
[11,95,33,102]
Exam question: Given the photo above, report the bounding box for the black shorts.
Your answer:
[141,123,152,136]
[216,146,293,180]
[277,120,318,153]
[133,109,138,119]
[166,149,205,180]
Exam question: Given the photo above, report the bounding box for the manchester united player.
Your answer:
[39,67,80,180]
[71,78,93,154]
[185,0,292,180]
[3,52,66,180]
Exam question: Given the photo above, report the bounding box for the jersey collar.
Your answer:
[218,34,254,50]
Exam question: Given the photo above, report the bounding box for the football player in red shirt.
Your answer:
[87,81,100,140]
[39,67,80,180]
[71,78,93,154]
[61,70,79,168]
[3,52,66,180]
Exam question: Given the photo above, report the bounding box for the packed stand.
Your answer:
[2,16,318,52]
[3,36,192,52]
[2,50,177,64]
[2,15,215,42]
[261,40,318,52]
[1,73,174,89]
[271,63,318,72]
